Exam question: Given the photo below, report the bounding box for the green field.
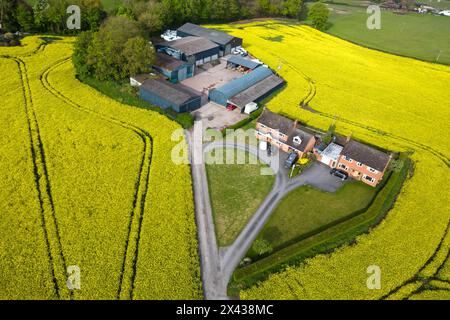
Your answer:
[309,2,450,65]
[251,182,376,255]
[206,149,275,246]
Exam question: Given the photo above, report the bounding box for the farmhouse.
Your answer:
[255,109,316,158]
[139,78,201,113]
[335,139,391,187]
[157,36,220,67]
[177,22,243,56]
[256,110,392,187]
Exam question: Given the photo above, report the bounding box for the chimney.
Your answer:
[346,133,352,143]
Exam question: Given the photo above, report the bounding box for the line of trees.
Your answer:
[1,0,307,35]
[0,0,105,33]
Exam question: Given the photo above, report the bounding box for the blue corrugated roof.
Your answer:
[227,55,261,70]
[209,67,273,105]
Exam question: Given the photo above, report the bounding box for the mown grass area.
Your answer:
[205,149,275,247]
[248,182,376,258]
[311,2,450,65]
[229,154,411,296]
[78,75,194,128]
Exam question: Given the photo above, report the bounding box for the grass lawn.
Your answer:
[251,182,376,256]
[206,149,275,247]
[309,2,450,65]
[229,155,411,295]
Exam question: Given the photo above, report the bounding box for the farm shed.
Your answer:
[139,79,201,113]
[227,55,261,70]
[153,53,194,83]
[157,36,220,67]
[177,23,243,56]
[208,66,274,106]
[228,75,285,110]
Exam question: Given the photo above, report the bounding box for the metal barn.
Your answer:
[177,23,243,56]
[139,79,201,113]
[208,66,273,106]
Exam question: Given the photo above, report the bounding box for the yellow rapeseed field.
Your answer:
[210,21,450,300]
[0,37,202,299]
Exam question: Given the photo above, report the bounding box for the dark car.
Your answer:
[330,168,348,181]
[285,152,299,169]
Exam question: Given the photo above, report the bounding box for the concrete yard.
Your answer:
[181,58,243,95]
[191,102,248,130]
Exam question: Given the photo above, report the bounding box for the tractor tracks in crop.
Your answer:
[3,55,68,299]
[40,57,153,300]
[380,219,450,300]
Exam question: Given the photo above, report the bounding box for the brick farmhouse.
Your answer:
[255,109,316,158]
[255,109,392,187]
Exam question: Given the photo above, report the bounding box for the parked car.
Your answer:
[330,168,348,181]
[267,143,272,157]
[285,152,299,169]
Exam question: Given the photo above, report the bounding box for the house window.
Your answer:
[363,175,375,183]
[344,156,353,163]
[339,164,348,171]
[357,162,363,167]
[368,167,378,174]
[259,123,267,129]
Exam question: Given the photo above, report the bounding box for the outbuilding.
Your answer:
[157,36,220,67]
[177,23,243,56]
[208,66,274,106]
[153,53,194,83]
[139,79,201,113]
[227,55,261,71]
[228,75,285,110]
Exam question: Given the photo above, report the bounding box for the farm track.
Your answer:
[3,56,68,299]
[39,57,154,300]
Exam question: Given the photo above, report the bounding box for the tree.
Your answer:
[75,16,155,81]
[123,37,156,76]
[79,0,105,31]
[308,1,329,30]
[282,0,302,18]
[136,1,164,35]
[73,30,94,77]
[0,0,17,31]
[16,3,35,32]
